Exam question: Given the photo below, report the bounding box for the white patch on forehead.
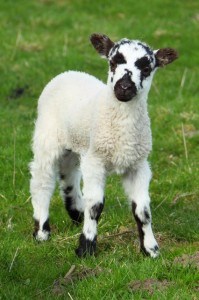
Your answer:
[122,44,148,61]
[109,39,155,65]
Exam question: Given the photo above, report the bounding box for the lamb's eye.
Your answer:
[142,66,151,76]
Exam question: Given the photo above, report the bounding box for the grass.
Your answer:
[0,0,199,299]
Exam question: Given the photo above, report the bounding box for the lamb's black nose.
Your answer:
[121,74,133,90]
[114,73,137,102]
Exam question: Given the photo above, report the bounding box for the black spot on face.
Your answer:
[135,56,151,73]
[113,52,126,64]
[135,56,153,88]
[110,60,117,73]
[124,69,132,76]
[110,52,126,73]
[75,233,97,257]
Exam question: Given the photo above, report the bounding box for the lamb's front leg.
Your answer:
[76,155,106,257]
[123,160,159,258]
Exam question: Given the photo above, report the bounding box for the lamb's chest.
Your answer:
[102,125,152,174]
[114,138,151,172]
[93,103,152,173]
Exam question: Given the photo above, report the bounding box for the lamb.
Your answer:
[30,33,178,258]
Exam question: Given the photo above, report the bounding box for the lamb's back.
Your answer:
[36,71,106,153]
[38,71,105,113]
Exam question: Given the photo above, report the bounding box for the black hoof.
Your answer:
[140,246,150,256]
[141,245,159,258]
[75,233,97,257]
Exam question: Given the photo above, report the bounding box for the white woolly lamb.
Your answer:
[30,33,178,258]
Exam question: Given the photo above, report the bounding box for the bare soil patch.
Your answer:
[174,251,199,269]
[52,265,108,296]
[128,278,171,295]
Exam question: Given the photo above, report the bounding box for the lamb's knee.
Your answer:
[132,202,151,225]
[89,199,105,223]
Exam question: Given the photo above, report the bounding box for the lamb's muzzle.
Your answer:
[114,73,137,101]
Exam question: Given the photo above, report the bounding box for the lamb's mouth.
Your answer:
[114,90,137,102]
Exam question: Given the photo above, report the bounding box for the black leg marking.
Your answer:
[33,219,39,238]
[33,218,51,239]
[90,198,105,223]
[132,202,149,256]
[43,218,51,232]
[65,195,83,224]
[60,174,65,180]
[64,186,73,194]
[144,207,151,224]
[76,198,105,257]
[75,233,97,257]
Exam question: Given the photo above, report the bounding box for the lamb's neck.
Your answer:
[106,86,149,119]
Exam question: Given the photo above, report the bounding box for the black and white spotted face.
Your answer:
[108,39,156,101]
[90,34,178,102]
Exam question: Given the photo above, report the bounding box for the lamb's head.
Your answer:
[90,33,178,102]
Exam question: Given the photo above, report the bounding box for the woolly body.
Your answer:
[34,70,152,174]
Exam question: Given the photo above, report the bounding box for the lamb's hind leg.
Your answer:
[30,119,62,241]
[123,160,159,258]
[59,150,84,224]
[30,157,57,241]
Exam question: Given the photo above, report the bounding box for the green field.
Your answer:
[0,0,198,299]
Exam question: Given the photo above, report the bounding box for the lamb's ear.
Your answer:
[155,48,178,67]
[90,33,115,58]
